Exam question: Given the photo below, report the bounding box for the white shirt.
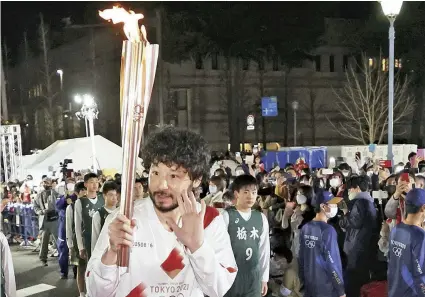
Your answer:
[86,198,237,297]
[222,210,270,282]
[1,232,16,297]
[91,207,115,254]
[74,197,98,252]
[66,204,74,248]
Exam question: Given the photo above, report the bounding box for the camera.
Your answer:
[59,159,73,179]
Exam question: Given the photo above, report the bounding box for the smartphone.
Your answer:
[355,152,361,160]
[400,172,409,183]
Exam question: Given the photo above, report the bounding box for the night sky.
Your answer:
[2,1,376,62]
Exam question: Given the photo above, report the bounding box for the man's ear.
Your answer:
[421,205,425,213]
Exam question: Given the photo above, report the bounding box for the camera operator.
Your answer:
[33,177,60,267]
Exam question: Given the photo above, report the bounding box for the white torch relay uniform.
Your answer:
[86,198,238,297]
[1,232,16,297]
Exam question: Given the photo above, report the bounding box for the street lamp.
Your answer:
[292,101,299,146]
[380,0,403,168]
[56,69,63,91]
[74,94,99,172]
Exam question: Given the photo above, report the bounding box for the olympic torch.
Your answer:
[99,6,159,268]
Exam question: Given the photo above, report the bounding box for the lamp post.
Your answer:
[56,69,63,91]
[380,0,403,168]
[75,94,98,172]
[292,101,299,146]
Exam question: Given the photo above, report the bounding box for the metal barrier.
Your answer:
[1,203,39,247]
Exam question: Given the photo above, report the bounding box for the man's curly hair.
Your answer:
[141,126,211,181]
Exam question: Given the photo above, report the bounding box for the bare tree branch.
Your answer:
[327,53,414,144]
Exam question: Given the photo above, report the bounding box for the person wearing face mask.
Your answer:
[338,163,352,179]
[33,177,60,267]
[329,172,346,198]
[339,175,378,297]
[299,190,345,297]
[282,185,315,261]
[203,176,226,207]
[387,188,425,297]
[384,171,415,225]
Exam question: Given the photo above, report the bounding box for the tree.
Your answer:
[327,54,414,144]
[356,1,425,145]
[38,13,62,145]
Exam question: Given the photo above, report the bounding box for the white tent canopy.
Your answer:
[23,135,142,179]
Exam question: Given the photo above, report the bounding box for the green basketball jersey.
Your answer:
[226,208,263,270]
[80,194,104,254]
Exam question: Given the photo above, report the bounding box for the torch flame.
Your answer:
[99,6,145,43]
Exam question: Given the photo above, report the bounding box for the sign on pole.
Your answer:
[247,114,255,130]
[261,96,278,117]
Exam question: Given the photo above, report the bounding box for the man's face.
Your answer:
[235,185,258,209]
[85,178,99,193]
[410,155,417,165]
[149,162,198,213]
[134,182,144,199]
[104,190,118,207]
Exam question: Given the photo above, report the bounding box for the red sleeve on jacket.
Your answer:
[203,206,220,229]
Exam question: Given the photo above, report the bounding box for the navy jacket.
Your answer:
[388,223,425,297]
[299,221,345,297]
[339,192,378,267]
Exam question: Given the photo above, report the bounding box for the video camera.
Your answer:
[59,159,73,179]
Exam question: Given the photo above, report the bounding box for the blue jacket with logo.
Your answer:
[299,220,345,297]
[388,222,425,297]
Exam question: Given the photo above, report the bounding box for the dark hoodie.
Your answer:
[339,191,378,270]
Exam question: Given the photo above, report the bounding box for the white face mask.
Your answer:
[342,171,350,177]
[330,178,341,188]
[296,194,307,205]
[348,190,357,201]
[67,183,75,192]
[209,185,217,194]
[325,205,338,219]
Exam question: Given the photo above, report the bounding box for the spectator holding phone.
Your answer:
[385,171,415,224]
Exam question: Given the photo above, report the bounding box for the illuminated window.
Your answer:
[395,59,402,69]
[382,58,388,72]
[369,58,374,67]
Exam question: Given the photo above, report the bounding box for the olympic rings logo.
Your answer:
[305,240,316,249]
[393,247,402,257]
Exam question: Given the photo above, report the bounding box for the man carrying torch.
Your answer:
[86,7,237,297]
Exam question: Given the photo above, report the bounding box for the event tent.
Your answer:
[23,135,142,179]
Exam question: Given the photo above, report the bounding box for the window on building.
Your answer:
[395,58,402,69]
[343,55,349,71]
[211,53,218,70]
[195,53,203,70]
[368,58,375,68]
[242,58,249,70]
[315,55,321,72]
[382,58,388,72]
[272,55,279,71]
[329,55,335,72]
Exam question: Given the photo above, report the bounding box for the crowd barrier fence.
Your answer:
[1,203,39,246]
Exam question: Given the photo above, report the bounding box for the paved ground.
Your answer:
[12,245,79,297]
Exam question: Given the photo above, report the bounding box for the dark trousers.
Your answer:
[57,216,68,276]
[344,252,372,297]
